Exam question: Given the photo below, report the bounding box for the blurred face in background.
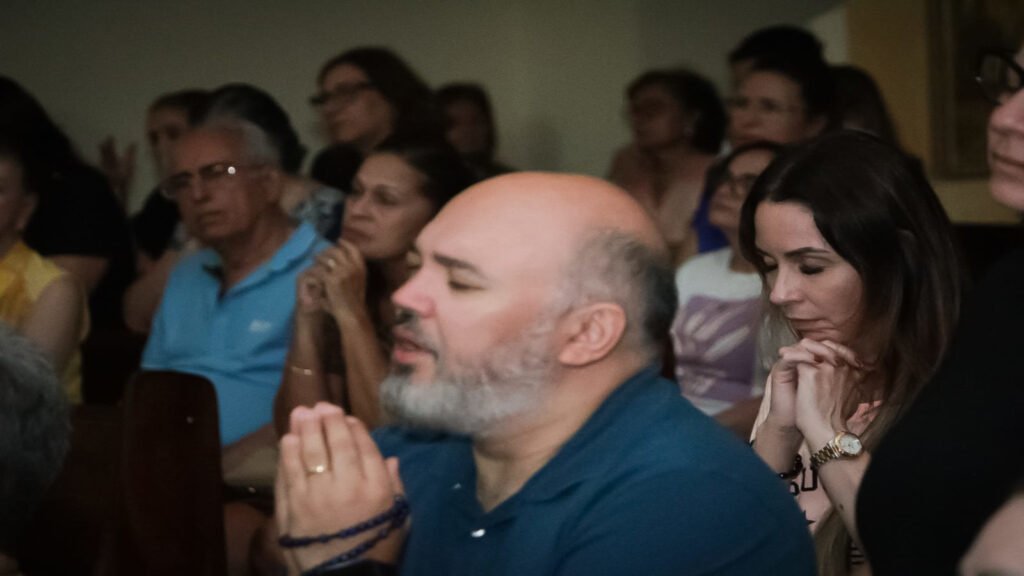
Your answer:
[628,83,690,152]
[146,105,191,179]
[728,71,823,146]
[341,152,435,261]
[444,98,491,159]
[317,64,395,153]
[0,155,35,252]
[708,148,776,235]
[987,45,1024,212]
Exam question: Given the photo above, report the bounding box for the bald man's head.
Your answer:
[418,172,677,359]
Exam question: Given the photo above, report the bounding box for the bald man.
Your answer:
[275,174,814,576]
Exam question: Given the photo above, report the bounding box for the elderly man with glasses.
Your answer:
[142,119,329,450]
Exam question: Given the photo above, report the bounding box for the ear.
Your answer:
[15,193,37,233]
[557,302,628,367]
[259,166,284,206]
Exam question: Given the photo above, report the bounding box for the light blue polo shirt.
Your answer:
[374,367,815,576]
[142,222,329,445]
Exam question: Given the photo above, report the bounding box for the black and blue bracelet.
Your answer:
[279,495,410,548]
[301,503,410,576]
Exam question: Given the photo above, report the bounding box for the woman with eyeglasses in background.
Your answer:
[307,47,445,194]
[669,140,781,438]
[857,44,1024,575]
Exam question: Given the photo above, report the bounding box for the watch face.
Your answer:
[838,433,863,455]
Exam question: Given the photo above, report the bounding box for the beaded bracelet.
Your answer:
[301,503,410,576]
[279,495,409,548]
[778,454,803,480]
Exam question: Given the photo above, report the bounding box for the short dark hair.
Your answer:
[627,69,726,154]
[436,83,498,158]
[318,47,444,147]
[562,230,678,361]
[370,139,478,214]
[748,54,837,128]
[729,25,824,65]
[0,324,70,555]
[200,83,307,174]
[149,89,210,127]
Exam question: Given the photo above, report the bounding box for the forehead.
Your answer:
[357,153,424,187]
[631,82,676,103]
[147,106,189,129]
[416,192,575,283]
[740,71,801,101]
[322,63,368,87]
[169,130,242,171]
[754,201,829,252]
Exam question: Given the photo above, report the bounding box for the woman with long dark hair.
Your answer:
[741,130,962,575]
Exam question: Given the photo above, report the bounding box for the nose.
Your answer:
[391,267,435,319]
[346,193,372,219]
[990,89,1024,134]
[767,268,799,307]
[185,177,212,204]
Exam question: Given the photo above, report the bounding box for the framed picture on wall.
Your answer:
[929,0,1022,178]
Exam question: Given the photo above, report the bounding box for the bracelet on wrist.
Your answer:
[280,495,409,549]
[778,454,803,480]
[295,496,410,576]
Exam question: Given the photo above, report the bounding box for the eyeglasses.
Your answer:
[726,96,803,118]
[309,82,375,108]
[160,162,264,200]
[976,50,1024,105]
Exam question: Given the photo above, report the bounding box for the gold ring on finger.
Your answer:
[306,463,329,476]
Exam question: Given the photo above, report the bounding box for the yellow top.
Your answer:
[0,241,88,402]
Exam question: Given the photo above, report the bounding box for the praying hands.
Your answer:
[276,403,407,575]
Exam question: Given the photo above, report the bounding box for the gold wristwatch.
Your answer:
[809,431,863,471]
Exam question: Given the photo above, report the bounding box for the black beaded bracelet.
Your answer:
[279,495,410,548]
[778,454,803,480]
[301,506,410,576]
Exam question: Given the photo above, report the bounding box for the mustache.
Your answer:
[393,307,438,355]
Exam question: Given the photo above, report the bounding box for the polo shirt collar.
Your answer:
[429,365,668,513]
[200,221,321,294]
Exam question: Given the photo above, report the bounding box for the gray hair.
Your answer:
[0,324,70,554]
[199,116,281,168]
[557,229,678,362]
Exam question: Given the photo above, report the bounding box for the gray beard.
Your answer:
[380,314,557,437]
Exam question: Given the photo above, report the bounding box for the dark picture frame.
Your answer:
[929,0,1022,178]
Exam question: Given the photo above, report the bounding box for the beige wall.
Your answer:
[1,0,842,212]
[847,0,1018,223]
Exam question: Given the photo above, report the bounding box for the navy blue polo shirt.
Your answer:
[374,366,815,576]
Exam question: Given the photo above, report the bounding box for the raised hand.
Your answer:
[308,240,368,326]
[98,136,136,205]
[792,340,865,447]
[296,267,327,317]
[276,403,406,573]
